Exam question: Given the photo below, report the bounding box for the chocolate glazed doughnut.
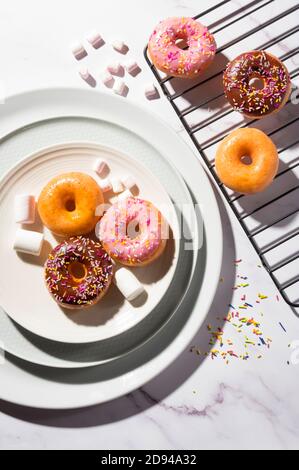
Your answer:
[223,51,291,119]
[45,237,113,309]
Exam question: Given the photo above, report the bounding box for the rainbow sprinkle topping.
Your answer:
[148,17,216,77]
[223,50,290,117]
[45,237,113,308]
[99,197,166,266]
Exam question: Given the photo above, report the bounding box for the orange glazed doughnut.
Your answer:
[215,128,278,194]
[38,172,104,237]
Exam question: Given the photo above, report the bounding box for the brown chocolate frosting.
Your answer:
[223,50,290,118]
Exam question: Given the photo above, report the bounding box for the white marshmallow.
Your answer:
[87,31,104,49]
[124,60,140,75]
[112,40,126,53]
[99,178,112,192]
[121,175,136,191]
[107,62,122,75]
[114,268,145,302]
[117,189,133,202]
[100,71,114,87]
[94,159,109,176]
[14,195,36,224]
[144,82,159,99]
[13,229,44,256]
[113,80,126,96]
[71,42,87,60]
[111,178,124,194]
[79,67,91,81]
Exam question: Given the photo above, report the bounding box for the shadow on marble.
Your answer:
[166,52,230,116]
[0,190,237,428]
[207,0,266,31]
[236,159,299,228]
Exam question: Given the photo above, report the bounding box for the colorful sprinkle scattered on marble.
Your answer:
[190,264,290,364]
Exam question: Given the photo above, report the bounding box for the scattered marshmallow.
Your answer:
[144,82,159,99]
[87,30,104,49]
[13,229,44,256]
[79,68,96,87]
[112,40,127,53]
[100,70,114,87]
[118,189,133,202]
[111,178,124,194]
[79,67,91,81]
[94,159,109,177]
[113,80,127,96]
[99,178,112,193]
[121,175,137,191]
[124,60,141,76]
[114,268,145,302]
[14,195,36,224]
[71,42,87,61]
[107,62,122,75]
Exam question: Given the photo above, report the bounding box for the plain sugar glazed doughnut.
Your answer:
[148,17,216,78]
[45,237,113,309]
[215,128,278,194]
[38,172,104,237]
[223,51,291,119]
[98,197,167,267]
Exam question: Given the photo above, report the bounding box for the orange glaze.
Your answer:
[215,128,279,194]
[38,172,104,237]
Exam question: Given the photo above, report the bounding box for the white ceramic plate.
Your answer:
[0,88,222,408]
[0,136,195,367]
[0,143,181,343]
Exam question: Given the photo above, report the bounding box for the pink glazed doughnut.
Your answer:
[148,17,216,78]
[98,197,167,267]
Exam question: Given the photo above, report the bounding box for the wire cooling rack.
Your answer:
[144,0,299,307]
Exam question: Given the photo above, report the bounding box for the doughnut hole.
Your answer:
[240,155,253,165]
[237,144,254,168]
[249,76,265,90]
[69,261,87,282]
[175,36,188,49]
[126,220,141,240]
[65,198,76,212]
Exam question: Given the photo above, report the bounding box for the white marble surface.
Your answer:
[0,0,299,450]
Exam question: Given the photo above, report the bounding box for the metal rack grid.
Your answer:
[144,0,299,307]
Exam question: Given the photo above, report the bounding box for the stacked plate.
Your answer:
[0,88,222,409]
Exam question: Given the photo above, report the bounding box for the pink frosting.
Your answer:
[98,197,165,265]
[148,17,216,77]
